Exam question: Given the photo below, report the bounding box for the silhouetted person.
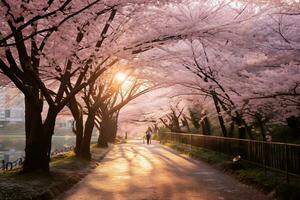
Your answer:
[146,127,152,145]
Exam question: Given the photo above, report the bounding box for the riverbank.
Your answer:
[162,141,300,200]
[0,145,111,200]
[0,135,98,151]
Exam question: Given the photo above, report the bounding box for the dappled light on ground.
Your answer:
[58,141,269,200]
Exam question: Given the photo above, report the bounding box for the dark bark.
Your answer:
[172,116,181,132]
[235,115,246,139]
[97,131,109,148]
[23,96,48,172]
[260,123,266,141]
[74,117,84,154]
[228,121,235,137]
[97,116,119,147]
[107,116,118,143]
[97,117,108,148]
[212,92,227,137]
[201,115,211,135]
[188,109,200,130]
[43,107,58,165]
[78,110,96,159]
[68,97,84,155]
[233,112,253,139]
[22,96,58,173]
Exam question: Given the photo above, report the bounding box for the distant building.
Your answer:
[0,108,25,127]
[56,119,73,129]
[0,88,25,128]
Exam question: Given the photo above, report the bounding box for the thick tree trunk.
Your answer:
[107,117,118,143]
[23,98,48,172]
[68,97,84,155]
[97,115,110,148]
[97,131,109,148]
[96,112,119,147]
[78,110,96,159]
[43,108,58,167]
[74,117,84,154]
[23,98,57,173]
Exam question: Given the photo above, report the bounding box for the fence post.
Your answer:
[263,142,267,176]
[248,140,250,163]
[190,134,192,151]
[285,144,289,183]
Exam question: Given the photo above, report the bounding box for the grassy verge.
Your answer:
[163,141,300,200]
[0,145,111,200]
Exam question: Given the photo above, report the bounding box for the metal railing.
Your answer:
[160,132,300,180]
[0,145,74,171]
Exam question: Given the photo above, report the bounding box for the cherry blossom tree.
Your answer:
[95,70,153,148]
[0,0,119,172]
[130,0,299,139]
[0,0,187,172]
[1,0,299,173]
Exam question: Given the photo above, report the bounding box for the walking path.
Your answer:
[58,140,270,200]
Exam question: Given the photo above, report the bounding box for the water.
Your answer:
[0,134,99,162]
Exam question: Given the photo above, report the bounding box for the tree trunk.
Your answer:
[96,112,119,147]
[201,115,211,135]
[97,131,109,148]
[212,92,227,137]
[231,112,253,139]
[68,97,84,155]
[172,116,181,132]
[235,115,246,139]
[228,121,235,137]
[107,116,118,143]
[22,98,57,173]
[97,115,110,148]
[74,116,84,154]
[23,97,48,172]
[260,122,266,141]
[43,107,58,167]
[78,110,96,159]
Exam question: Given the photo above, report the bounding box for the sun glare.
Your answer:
[115,72,127,83]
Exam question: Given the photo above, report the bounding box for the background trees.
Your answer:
[125,0,299,141]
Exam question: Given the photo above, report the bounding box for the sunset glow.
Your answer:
[115,72,127,83]
[0,0,299,198]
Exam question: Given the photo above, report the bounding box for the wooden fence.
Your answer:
[160,132,300,180]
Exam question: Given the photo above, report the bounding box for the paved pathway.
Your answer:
[58,140,270,200]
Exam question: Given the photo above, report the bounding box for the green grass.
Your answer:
[0,146,111,200]
[50,152,90,171]
[163,141,300,200]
